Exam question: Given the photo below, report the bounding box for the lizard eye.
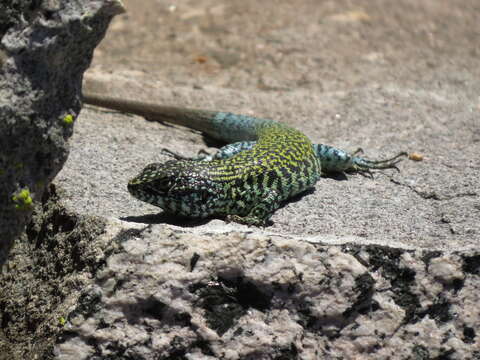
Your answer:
[151,178,171,191]
[143,163,161,173]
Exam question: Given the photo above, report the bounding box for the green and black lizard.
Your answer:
[83,93,406,226]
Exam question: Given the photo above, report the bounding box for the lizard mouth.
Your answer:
[147,188,168,198]
[127,181,164,199]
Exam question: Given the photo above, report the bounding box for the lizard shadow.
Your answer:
[121,213,212,227]
[321,172,349,181]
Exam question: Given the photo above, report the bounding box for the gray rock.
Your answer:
[51,220,479,359]
[0,185,110,359]
[0,0,124,265]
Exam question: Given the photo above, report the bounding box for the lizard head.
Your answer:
[127,160,220,217]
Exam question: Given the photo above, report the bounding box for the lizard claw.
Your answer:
[161,148,189,160]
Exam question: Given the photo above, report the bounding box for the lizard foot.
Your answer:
[226,214,268,227]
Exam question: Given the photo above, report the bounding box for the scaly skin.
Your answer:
[83,93,406,225]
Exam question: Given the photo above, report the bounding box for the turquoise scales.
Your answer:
[83,93,406,226]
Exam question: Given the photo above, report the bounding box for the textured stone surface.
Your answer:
[0,185,110,359]
[51,222,479,359]
[0,0,124,264]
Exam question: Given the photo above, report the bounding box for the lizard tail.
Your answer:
[82,92,219,139]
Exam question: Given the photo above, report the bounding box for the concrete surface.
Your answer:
[71,73,479,251]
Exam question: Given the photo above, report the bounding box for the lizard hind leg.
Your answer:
[313,144,408,174]
[350,151,408,172]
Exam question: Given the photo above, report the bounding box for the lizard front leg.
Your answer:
[161,141,257,161]
[226,188,282,226]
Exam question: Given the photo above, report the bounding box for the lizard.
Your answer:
[82,92,407,226]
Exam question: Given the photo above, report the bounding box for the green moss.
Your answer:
[12,188,33,210]
[58,317,66,327]
[62,114,75,125]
